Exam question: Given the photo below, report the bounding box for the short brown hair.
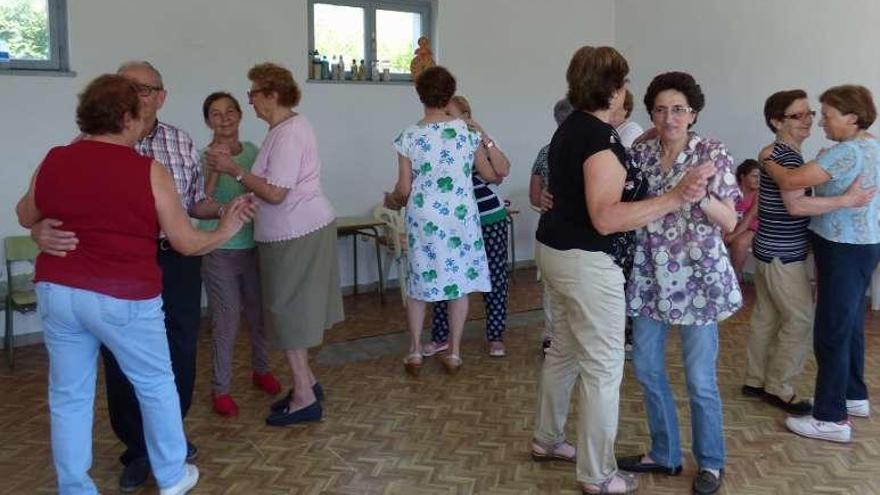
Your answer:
[623,89,634,119]
[820,85,877,130]
[202,91,242,122]
[415,66,456,108]
[644,71,704,127]
[247,62,301,107]
[763,89,807,134]
[566,46,629,112]
[449,95,472,117]
[76,74,140,135]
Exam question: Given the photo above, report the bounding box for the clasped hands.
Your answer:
[674,162,716,203]
[205,143,241,177]
[219,194,258,233]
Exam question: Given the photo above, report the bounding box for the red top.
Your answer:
[735,191,760,232]
[33,140,161,299]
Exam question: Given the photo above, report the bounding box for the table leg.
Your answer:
[352,234,358,296]
[369,226,384,304]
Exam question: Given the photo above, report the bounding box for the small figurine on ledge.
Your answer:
[409,36,435,80]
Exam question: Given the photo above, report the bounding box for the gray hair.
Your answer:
[117,60,163,87]
[553,98,574,126]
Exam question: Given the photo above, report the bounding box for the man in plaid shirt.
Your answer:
[30,61,221,492]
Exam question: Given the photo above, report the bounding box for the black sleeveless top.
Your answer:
[536,111,647,269]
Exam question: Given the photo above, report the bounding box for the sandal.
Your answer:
[403,353,423,376]
[488,341,506,357]
[440,353,462,374]
[422,340,449,357]
[530,440,576,463]
[581,472,638,494]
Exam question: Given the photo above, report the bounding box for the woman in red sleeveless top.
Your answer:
[15,74,254,495]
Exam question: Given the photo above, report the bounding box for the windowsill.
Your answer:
[307,78,413,86]
[0,68,77,77]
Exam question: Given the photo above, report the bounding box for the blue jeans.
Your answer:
[631,316,725,470]
[37,282,187,494]
[811,234,880,421]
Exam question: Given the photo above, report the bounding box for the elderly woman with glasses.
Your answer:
[763,85,880,444]
[618,72,740,495]
[742,89,873,419]
[531,49,712,495]
[207,62,344,427]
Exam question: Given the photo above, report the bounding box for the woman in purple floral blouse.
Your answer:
[616,72,739,495]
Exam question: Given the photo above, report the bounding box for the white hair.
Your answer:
[117,60,163,87]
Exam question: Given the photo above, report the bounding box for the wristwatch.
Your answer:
[699,194,712,209]
[234,172,245,183]
[699,184,714,209]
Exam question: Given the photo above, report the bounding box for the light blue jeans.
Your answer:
[631,316,725,470]
[37,282,187,494]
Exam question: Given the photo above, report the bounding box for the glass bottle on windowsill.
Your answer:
[321,56,329,80]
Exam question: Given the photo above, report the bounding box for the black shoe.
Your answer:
[270,384,325,413]
[693,468,723,494]
[762,393,812,415]
[266,401,322,427]
[186,441,198,461]
[741,384,764,397]
[617,454,682,475]
[119,457,150,493]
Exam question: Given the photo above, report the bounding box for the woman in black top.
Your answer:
[530,45,712,495]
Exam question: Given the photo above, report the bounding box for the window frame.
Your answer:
[308,0,432,82]
[0,0,70,74]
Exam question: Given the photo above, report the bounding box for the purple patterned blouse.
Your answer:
[626,133,743,325]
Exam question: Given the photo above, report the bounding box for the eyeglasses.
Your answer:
[783,110,816,121]
[133,83,163,97]
[651,105,693,117]
[247,88,270,99]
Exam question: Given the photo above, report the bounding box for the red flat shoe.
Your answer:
[212,393,239,417]
[252,371,282,395]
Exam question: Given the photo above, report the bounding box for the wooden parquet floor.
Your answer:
[325,268,543,344]
[1,274,879,494]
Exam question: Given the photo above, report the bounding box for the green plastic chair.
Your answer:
[5,236,38,370]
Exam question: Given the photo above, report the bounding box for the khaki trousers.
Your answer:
[533,243,625,484]
[745,258,814,399]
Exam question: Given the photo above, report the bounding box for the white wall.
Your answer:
[0,0,614,337]
[615,0,880,163]
[11,0,874,339]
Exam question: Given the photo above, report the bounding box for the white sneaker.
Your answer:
[847,399,870,417]
[160,464,199,495]
[785,416,851,443]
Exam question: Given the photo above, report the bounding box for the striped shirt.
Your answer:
[136,121,206,212]
[472,172,507,225]
[752,141,811,263]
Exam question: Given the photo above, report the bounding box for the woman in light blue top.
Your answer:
[764,84,880,444]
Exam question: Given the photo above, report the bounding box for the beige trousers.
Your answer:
[533,243,625,484]
[745,258,814,399]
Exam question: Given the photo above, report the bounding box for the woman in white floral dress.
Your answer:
[385,66,492,375]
